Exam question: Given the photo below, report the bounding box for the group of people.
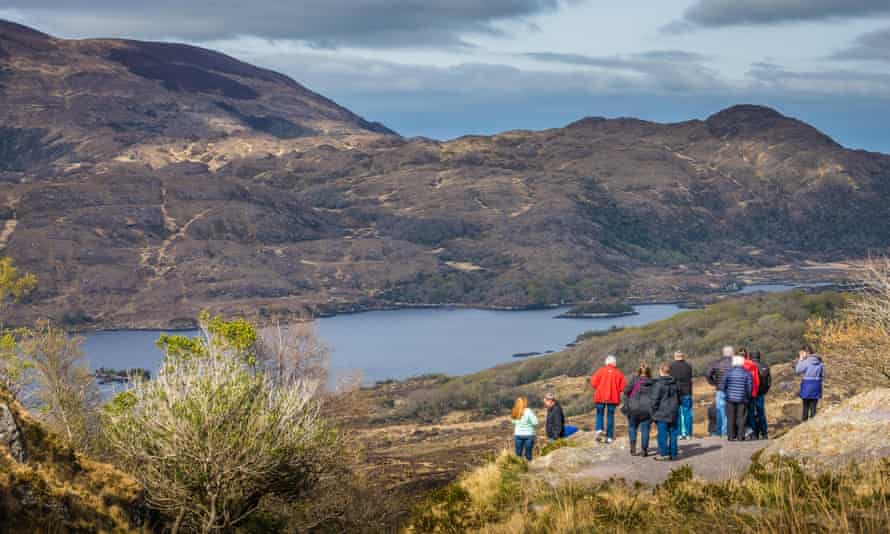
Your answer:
[510,346,825,462]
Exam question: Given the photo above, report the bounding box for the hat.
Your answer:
[544,391,555,401]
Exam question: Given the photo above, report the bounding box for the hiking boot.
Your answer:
[630,443,638,456]
[641,448,648,458]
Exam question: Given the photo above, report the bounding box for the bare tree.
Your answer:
[257,317,329,386]
[811,258,890,387]
[17,320,100,451]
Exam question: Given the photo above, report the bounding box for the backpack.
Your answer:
[757,362,772,396]
[625,379,653,420]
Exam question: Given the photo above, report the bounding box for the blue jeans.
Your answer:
[715,391,727,437]
[747,395,768,437]
[515,435,535,461]
[656,420,679,458]
[595,403,616,439]
[627,416,651,451]
[679,394,693,437]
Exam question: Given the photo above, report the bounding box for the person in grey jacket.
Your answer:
[720,356,753,441]
[796,346,824,421]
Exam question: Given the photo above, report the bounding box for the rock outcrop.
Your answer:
[762,388,890,471]
[529,431,765,487]
[0,401,24,462]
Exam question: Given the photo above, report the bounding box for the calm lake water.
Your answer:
[80,283,811,384]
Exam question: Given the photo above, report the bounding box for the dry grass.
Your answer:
[0,389,146,533]
[407,452,890,534]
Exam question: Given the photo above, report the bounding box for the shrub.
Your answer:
[103,316,341,533]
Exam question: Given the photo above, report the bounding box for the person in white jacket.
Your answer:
[511,396,538,460]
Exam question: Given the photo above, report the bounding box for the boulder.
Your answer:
[0,401,25,462]
[762,388,890,470]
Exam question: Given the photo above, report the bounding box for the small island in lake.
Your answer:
[556,301,638,319]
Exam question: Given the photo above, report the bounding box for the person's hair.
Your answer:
[732,355,745,367]
[544,391,555,402]
[511,396,528,420]
[659,362,671,375]
[673,351,686,360]
[637,362,652,378]
[800,345,814,354]
[723,345,734,357]
[605,355,617,366]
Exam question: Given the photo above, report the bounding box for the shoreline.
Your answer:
[63,279,841,335]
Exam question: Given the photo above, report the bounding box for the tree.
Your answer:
[104,315,341,533]
[17,320,100,451]
[0,257,36,306]
[809,258,890,387]
[257,317,329,386]
[0,258,38,400]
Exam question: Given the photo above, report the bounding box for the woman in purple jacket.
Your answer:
[796,346,824,421]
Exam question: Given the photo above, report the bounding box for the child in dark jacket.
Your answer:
[650,362,680,461]
[720,356,753,441]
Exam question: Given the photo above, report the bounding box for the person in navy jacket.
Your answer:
[719,356,752,441]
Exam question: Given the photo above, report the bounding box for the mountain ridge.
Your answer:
[1,21,889,328]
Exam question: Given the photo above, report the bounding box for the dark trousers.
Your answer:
[595,403,616,439]
[627,416,651,451]
[726,401,748,440]
[802,399,819,421]
[747,395,768,438]
[514,435,535,460]
[656,420,679,458]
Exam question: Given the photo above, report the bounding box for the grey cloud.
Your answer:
[521,50,723,92]
[832,27,890,62]
[0,0,577,48]
[666,0,890,31]
[747,62,890,95]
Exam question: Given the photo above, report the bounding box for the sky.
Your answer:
[2,1,890,152]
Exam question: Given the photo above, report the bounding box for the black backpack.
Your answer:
[625,379,653,420]
[757,362,772,396]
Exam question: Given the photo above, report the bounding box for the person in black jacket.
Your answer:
[622,362,653,457]
[706,346,735,437]
[669,351,694,440]
[651,362,680,461]
[719,356,753,441]
[544,392,565,442]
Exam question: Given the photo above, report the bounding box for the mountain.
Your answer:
[2,21,890,328]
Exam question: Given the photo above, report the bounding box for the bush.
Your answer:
[103,316,341,532]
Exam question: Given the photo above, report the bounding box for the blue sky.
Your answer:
[3,1,890,152]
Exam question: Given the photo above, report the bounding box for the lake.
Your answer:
[80,283,811,384]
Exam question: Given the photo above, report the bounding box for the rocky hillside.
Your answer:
[0,388,145,532]
[2,20,890,328]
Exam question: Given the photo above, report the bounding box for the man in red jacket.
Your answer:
[590,355,627,443]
